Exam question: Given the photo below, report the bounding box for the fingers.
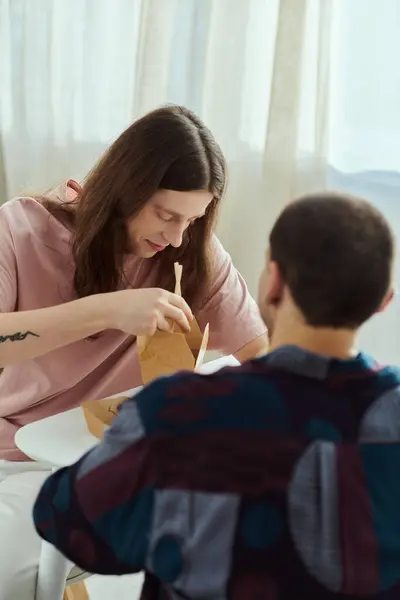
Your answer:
[156,314,172,333]
[167,292,193,322]
[146,315,158,336]
[162,303,191,333]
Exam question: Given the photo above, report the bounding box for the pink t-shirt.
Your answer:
[0,182,266,460]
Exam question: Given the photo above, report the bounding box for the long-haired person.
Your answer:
[0,105,267,599]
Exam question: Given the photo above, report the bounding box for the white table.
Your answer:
[15,355,239,467]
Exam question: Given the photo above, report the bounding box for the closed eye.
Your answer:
[156,209,205,225]
[157,211,174,222]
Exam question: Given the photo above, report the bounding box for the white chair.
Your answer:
[36,540,91,600]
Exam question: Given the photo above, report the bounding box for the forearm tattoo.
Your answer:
[0,331,40,344]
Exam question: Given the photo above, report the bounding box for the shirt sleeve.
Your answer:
[196,235,267,354]
[32,366,244,579]
[32,380,169,576]
[0,207,18,313]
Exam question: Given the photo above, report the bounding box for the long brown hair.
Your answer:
[45,105,226,308]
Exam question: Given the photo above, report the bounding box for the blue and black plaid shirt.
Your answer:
[34,346,400,599]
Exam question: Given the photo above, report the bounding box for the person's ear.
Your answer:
[265,260,285,305]
[376,287,395,313]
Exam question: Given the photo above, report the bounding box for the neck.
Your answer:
[270,309,357,359]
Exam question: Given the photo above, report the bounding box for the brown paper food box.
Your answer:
[82,262,209,439]
[82,395,128,439]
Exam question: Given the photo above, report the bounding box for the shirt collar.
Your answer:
[45,179,80,204]
[262,345,376,380]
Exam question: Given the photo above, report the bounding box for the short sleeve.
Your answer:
[0,207,18,313]
[196,235,267,355]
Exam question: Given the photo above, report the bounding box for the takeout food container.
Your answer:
[82,263,209,438]
[82,395,128,439]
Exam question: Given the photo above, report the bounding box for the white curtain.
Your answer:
[326,0,400,363]
[1,0,399,362]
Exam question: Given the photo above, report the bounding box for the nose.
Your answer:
[164,222,186,248]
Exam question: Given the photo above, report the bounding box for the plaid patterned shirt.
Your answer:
[34,346,400,599]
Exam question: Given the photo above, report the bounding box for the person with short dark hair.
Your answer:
[267,192,393,329]
[34,192,400,599]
